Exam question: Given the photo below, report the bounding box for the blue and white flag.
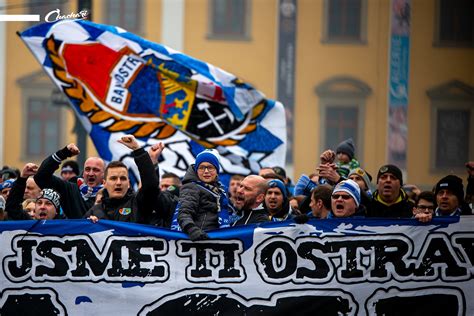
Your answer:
[19,20,286,181]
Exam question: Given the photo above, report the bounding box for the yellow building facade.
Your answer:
[1,0,473,189]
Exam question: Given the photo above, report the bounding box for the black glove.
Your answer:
[294,214,309,224]
[188,227,209,241]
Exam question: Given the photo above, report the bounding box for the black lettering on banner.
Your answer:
[259,239,297,280]
[365,286,465,316]
[296,240,332,280]
[452,233,474,268]
[5,238,37,281]
[414,233,469,280]
[177,240,246,283]
[255,234,473,284]
[138,288,359,316]
[3,235,170,283]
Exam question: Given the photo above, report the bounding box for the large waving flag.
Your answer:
[19,20,286,181]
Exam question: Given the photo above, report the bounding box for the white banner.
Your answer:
[0,217,473,315]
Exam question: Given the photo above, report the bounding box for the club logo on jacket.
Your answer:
[119,208,132,216]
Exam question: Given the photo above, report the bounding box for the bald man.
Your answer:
[233,175,270,226]
[34,143,105,218]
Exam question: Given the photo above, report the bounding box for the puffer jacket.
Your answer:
[177,164,224,234]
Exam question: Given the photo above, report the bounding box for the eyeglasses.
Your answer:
[198,165,216,172]
[331,194,352,200]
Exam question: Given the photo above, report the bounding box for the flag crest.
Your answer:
[20,20,286,179]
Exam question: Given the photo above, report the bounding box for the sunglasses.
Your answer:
[332,194,352,200]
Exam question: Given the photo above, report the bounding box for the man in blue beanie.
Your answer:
[265,179,293,221]
[329,179,365,218]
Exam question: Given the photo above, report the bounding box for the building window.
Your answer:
[322,0,367,43]
[17,71,64,160]
[435,109,470,168]
[105,0,142,34]
[435,0,474,47]
[315,76,372,159]
[26,98,61,157]
[209,0,250,40]
[325,106,359,150]
[427,80,474,171]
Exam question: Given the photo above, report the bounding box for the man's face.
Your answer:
[331,192,357,218]
[61,170,77,181]
[234,177,264,211]
[160,177,179,191]
[310,195,321,217]
[104,167,129,199]
[377,173,401,203]
[24,178,41,200]
[1,188,11,200]
[229,178,242,197]
[349,174,367,191]
[265,187,284,213]
[83,158,105,187]
[34,198,57,220]
[436,189,459,214]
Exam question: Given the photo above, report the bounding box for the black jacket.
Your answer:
[84,148,158,223]
[34,147,89,219]
[366,189,414,218]
[233,206,270,226]
[178,165,225,234]
[5,177,33,220]
[146,189,179,228]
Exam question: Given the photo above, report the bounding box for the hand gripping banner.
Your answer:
[0,217,473,315]
[19,20,286,182]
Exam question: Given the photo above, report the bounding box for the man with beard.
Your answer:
[264,179,293,221]
[34,143,105,218]
[366,164,413,218]
[232,175,270,226]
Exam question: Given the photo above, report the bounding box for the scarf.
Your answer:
[77,178,103,201]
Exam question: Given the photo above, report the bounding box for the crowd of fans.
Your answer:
[0,135,472,241]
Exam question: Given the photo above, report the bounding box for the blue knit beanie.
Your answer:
[194,149,221,172]
[267,179,287,199]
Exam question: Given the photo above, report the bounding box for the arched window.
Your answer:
[315,76,371,161]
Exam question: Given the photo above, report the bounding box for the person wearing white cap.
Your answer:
[328,179,365,218]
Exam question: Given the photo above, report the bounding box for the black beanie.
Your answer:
[336,138,355,160]
[435,175,464,203]
[377,164,403,186]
